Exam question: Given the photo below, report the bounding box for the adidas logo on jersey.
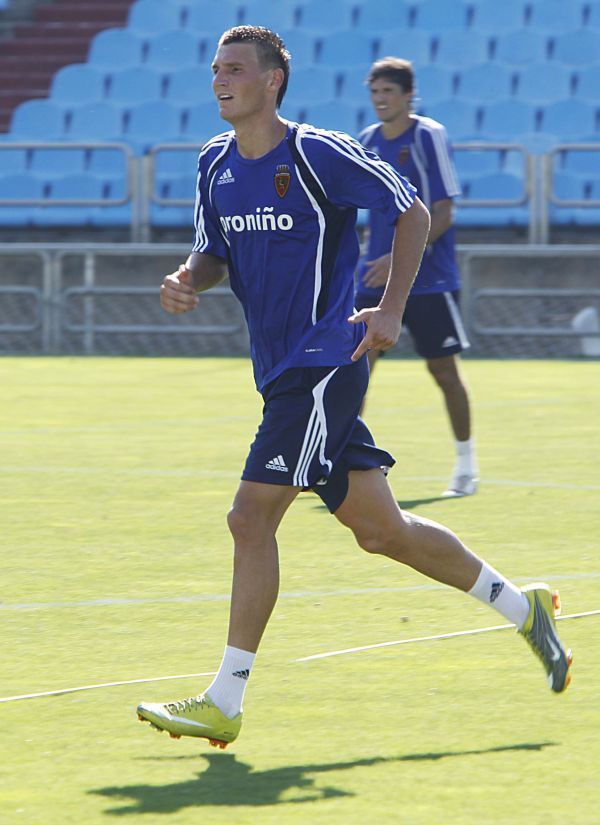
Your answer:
[442,336,459,348]
[265,455,288,472]
[217,168,235,185]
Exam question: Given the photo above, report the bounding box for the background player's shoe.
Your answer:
[519,583,572,693]
[137,693,242,748]
[442,471,478,497]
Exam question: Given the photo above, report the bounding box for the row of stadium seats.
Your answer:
[46,61,600,107]
[126,0,600,36]
[8,96,600,149]
[83,26,600,69]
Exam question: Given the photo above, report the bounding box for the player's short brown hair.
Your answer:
[367,57,415,94]
[219,26,291,106]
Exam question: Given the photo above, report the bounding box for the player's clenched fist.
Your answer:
[160,265,199,314]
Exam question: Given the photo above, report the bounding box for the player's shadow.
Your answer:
[91,741,555,815]
[396,495,454,508]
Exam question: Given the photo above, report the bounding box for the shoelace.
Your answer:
[166,695,207,715]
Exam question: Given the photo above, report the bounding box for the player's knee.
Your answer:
[427,360,458,392]
[354,526,409,560]
[226,503,255,544]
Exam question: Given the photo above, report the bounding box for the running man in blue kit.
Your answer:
[356,57,478,498]
[137,27,571,749]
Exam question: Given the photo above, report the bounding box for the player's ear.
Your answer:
[268,67,284,97]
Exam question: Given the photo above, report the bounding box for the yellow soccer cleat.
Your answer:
[519,583,572,693]
[137,693,242,749]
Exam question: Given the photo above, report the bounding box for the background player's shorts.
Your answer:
[355,289,470,360]
[242,359,395,513]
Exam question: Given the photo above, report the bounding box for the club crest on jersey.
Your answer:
[274,164,291,198]
[398,146,410,165]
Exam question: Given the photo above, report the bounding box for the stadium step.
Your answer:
[0,0,134,133]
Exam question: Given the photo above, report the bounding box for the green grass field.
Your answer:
[1,356,598,824]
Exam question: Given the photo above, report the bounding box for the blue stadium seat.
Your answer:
[128,0,184,33]
[525,1,584,31]
[300,100,363,134]
[515,63,573,103]
[413,0,470,30]
[281,66,338,109]
[107,66,163,104]
[51,64,107,103]
[0,147,28,175]
[424,100,482,140]
[585,1,600,27]
[558,147,600,177]
[124,101,183,152]
[354,0,409,32]
[317,31,376,67]
[541,99,596,140]
[574,65,600,102]
[492,30,549,64]
[0,174,45,227]
[186,0,240,32]
[278,30,318,67]
[432,31,490,66]
[457,63,514,102]
[480,100,539,140]
[10,100,66,138]
[466,171,524,201]
[88,28,147,68]
[470,0,525,32]
[453,148,502,179]
[165,66,214,104]
[377,29,432,64]
[549,172,597,226]
[336,64,372,106]
[551,29,600,65]
[183,102,232,143]
[297,0,355,31]
[238,0,297,31]
[146,30,203,68]
[65,102,123,140]
[87,147,130,179]
[415,65,455,105]
[153,147,199,182]
[29,147,86,177]
[150,177,194,227]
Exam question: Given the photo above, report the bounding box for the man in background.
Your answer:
[356,57,478,498]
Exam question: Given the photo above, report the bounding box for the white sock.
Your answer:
[455,437,478,476]
[205,645,256,719]
[468,563,529,629]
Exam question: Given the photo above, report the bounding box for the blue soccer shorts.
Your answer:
[355,289,470,360]
[241,359,395,513]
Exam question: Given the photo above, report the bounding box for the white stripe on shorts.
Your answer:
[444,292,470,350]
[293,368,338,487]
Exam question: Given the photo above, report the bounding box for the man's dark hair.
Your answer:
[367,57,415,94]
[219,25,291,107]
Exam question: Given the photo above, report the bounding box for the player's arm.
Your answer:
[428,198,454,243]
[350,197,430,360]
[160,251,227,315]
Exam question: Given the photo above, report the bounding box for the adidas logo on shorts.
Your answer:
[265,454,288,472]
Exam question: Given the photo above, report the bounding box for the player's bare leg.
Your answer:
[226,480,300,652]
[334,468,571,691]
[335,467,481,590]
[427,354,478,496]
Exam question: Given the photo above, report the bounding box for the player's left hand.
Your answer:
[363,253,392,288]
[348,306,403,361]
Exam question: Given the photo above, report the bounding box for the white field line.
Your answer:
[1,611,597,705]
[294,610,600,662]
[0,672,215,704]
[1,465,599,490]
[2,573,600,612]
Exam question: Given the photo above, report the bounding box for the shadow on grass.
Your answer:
[91,741,555,815]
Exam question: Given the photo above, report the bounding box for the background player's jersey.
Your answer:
[193,122,416,391]
[356,115,461,298]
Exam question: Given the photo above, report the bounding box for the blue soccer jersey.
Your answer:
[356,116,461,298]
[193,122,416,391]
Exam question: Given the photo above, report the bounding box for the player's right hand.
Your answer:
[160,265,199,314]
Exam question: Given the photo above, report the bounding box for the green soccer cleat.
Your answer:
[137,693,242,749]
[519,583,572,693]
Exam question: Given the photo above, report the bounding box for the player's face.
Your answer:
[369,78,412,124]
[212,42,277,125]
